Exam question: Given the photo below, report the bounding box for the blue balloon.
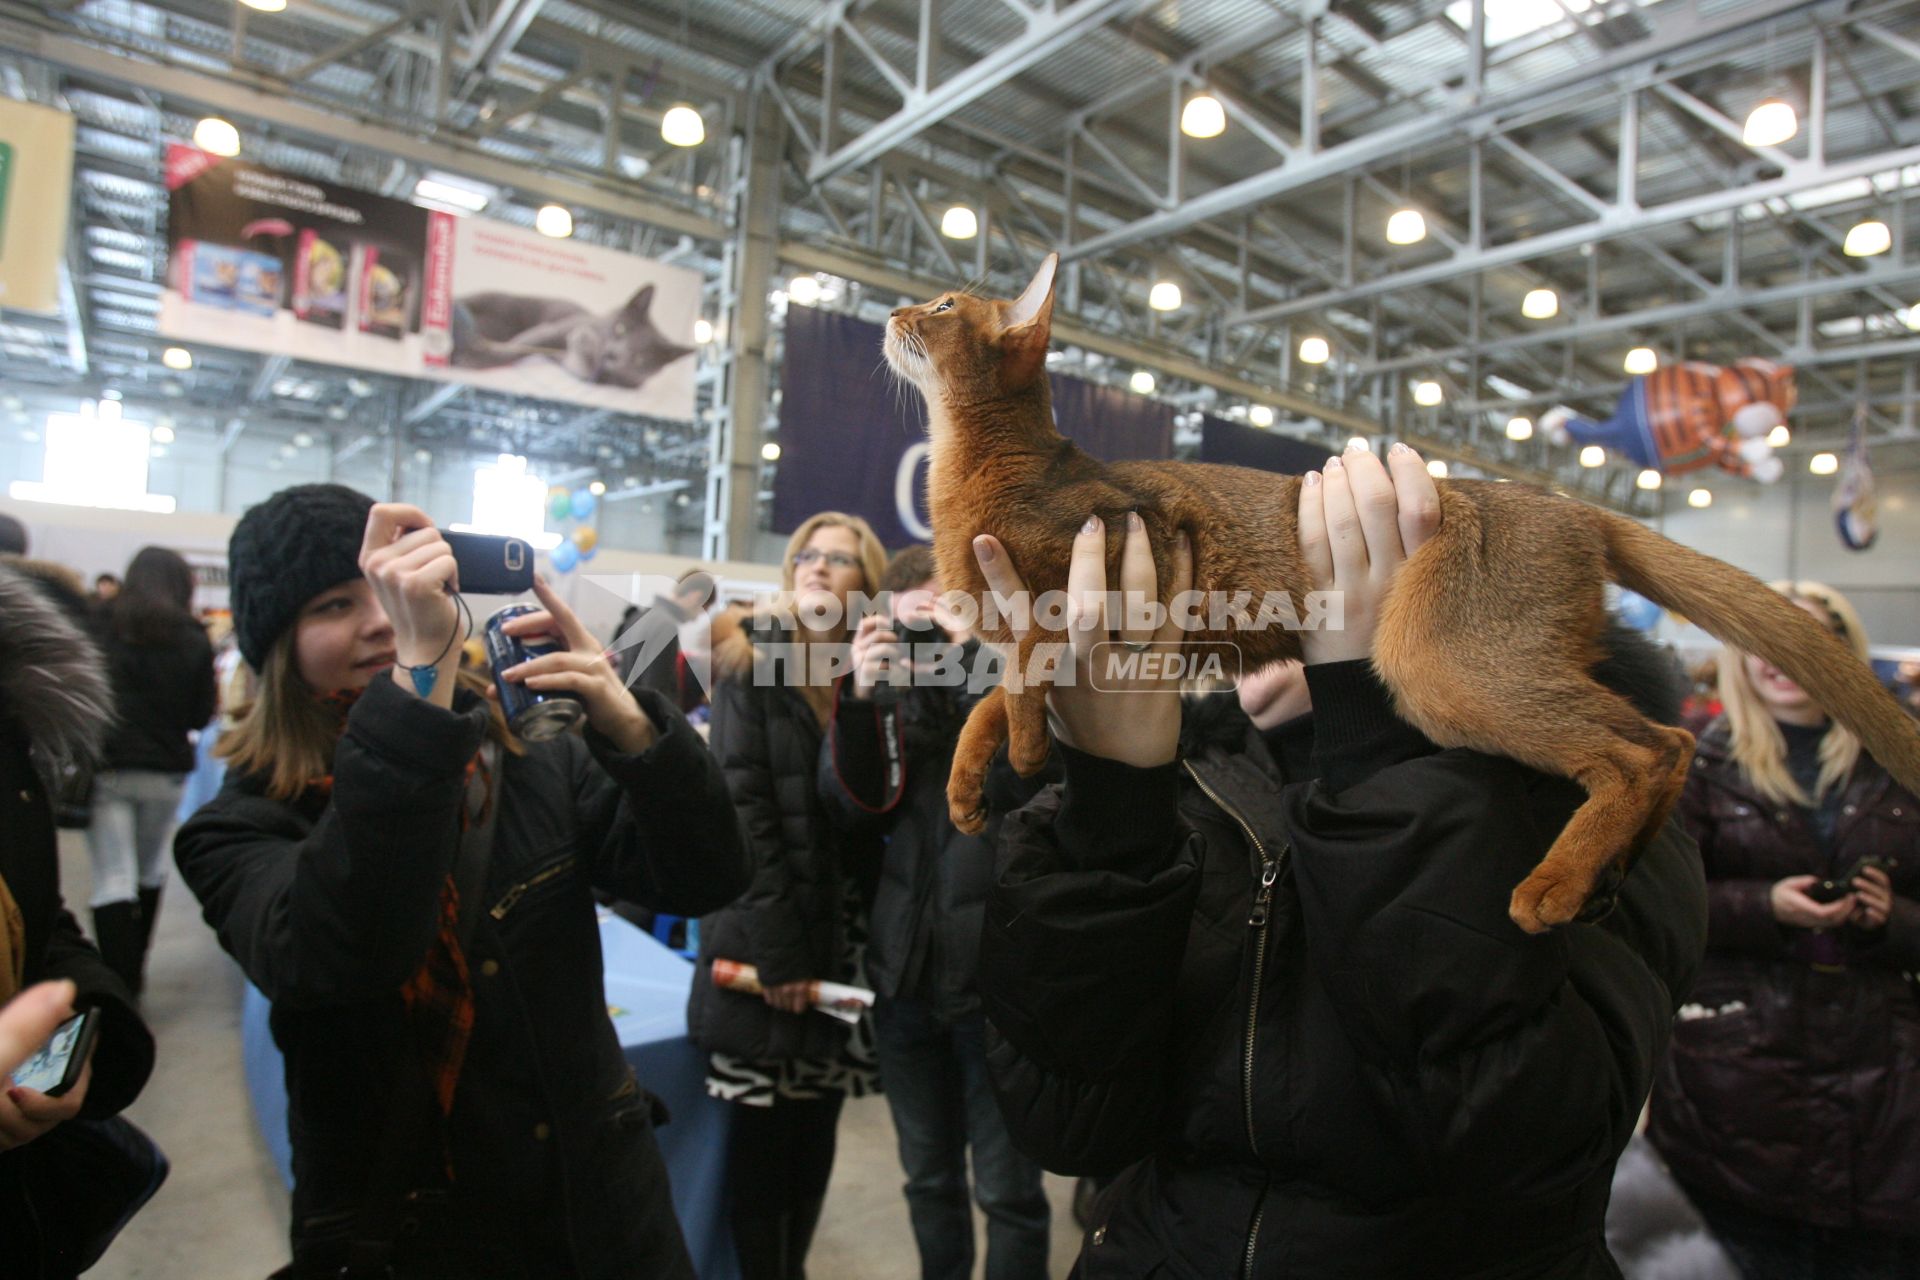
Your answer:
[550,541,580,574]
[570,488,597,520]
[1616,588,1663,633]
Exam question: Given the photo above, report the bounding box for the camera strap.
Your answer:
[340,743,502,1279]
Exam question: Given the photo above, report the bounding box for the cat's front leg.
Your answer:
[949,684,1010,833]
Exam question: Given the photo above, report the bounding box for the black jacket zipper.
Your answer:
[1182,761,1286,1278]
[489,856,577,920]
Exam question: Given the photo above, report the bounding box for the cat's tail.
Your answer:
[1600,511,1920,793]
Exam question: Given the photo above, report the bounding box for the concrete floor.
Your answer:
[58,832,1083,1279]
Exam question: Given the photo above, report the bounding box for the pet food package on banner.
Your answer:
[292,229,349,330]
[176,241,283,317]
[710,959,874,1025]
[356,245,414,340]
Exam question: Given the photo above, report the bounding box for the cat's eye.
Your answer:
[932,298,954,313]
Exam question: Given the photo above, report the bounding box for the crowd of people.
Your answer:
[0,442,1916,1278]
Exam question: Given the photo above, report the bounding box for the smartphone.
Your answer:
[443,531,534,596]
[1808,855,1894,904]
[10,1008,100,1098]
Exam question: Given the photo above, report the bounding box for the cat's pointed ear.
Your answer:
[1004,253,1058,334]
[626,284,657,316]
[1000,253,1057,386]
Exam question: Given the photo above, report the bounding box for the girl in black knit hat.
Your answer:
[174,485,750,1278]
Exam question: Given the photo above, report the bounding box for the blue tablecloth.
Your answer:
[242,911,738,1278]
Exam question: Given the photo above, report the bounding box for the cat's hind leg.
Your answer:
[949,685,1010,834]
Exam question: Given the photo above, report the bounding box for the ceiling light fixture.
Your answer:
[1521,288,1559,320]
[1688,488,1713,508]
[1426,459,1450,478]
[660,104,706,148]
[1636,469,1663,491]
[761,441,782,462]
[1412,380,1443,406]
[1742,97,1798,148]
[1298,336,1330,365]
[413,176,490,212]
[1130,370,1157,395]
[1506,416,1533,441]
[192,117,240,157]
[940,205,978,239]
[1844,219,1891,257]
[1624,346,1658,375]
[1767,425,1790,448]
[534,204,573,238]
[1248,405,1275,427]
[1180,93,1226,139]
[1386,208,1427,245]
[1148,281,1182,311]
[1809,452,1838,475]
[161,346,193,371]
[788,275,822,306]
[1579,445,1606,467]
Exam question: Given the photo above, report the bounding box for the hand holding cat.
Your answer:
[1296,442,1442,665]
[971,511,1195,769]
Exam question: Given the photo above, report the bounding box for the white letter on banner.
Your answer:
[896,443,932,541]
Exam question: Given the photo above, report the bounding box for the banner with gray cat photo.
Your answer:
[159,144,699,420]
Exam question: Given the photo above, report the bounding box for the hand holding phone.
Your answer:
[442,531,535,596]
[1,1007,96,1151]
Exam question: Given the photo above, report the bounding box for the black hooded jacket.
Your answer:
[980,639,1708,1279]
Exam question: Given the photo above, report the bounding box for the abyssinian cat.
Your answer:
[883,253,1920,932]
[451,284,694,388]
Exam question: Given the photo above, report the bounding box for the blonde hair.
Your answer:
[752,512,887,722]
[1717,580,1867,807]
[220,625,518,803]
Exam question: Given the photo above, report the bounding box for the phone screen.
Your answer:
[10,1012,87,1094]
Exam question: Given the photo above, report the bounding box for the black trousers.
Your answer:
[726,1095,845,1280]
[1692,1193,1920,1280]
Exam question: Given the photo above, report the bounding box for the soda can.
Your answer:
[485,603,585,742]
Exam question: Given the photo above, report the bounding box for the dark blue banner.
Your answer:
[1198,415,1326,475]
[772,307,1173,547]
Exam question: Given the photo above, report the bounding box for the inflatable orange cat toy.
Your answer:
[1544,359,1794,483]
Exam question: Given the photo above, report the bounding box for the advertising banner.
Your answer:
[0,99,76,316]
[772,306,1174,546]
[159,144,699,419]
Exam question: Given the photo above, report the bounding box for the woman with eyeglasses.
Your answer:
[687,511,889,1280]
[1649,581,1920,1277]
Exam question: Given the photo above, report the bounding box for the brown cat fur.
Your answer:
[883,254,1920,933]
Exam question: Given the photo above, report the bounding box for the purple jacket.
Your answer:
[1648,717,1920,1234]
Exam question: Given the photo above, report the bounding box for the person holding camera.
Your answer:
[824,545,1050,1280]
[971,444,1708,1278]
[174,484,749,1279]
[0,561,158,1279]
[1648,582,1920,1276]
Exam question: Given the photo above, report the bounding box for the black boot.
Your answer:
[92,900,146,998]
[137,884,163,953]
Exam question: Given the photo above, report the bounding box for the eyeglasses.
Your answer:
[793,549,860,571]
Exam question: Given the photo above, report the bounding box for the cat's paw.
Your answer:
[948,775,988,835]
[1507,866,1595,934]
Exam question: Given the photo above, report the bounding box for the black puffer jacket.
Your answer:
[687,615,881,1062]
[819,642,1019,1018]
[0,566,156,1279]
[176,677,747,1278]
[980,657,1707,1279]
[97,610,217,774]
[1648,719,1920,1235]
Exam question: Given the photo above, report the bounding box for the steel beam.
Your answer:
[1241,140,1920,325]
[1357,264,1920,374]
[1059,0,1822,262]
[799,0,1156,183]
[468,0,549,80]
[404,381,467,424]
[4,16,728,244]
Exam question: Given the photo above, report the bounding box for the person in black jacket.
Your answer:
[174,484,749,1279]
[87,546,217,996]
[823,544,1050,1280]
[973,443,1708,1279]
[0,562,158,1278]
[686,510,888,1280]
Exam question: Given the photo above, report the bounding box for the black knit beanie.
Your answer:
[228,483,376,670]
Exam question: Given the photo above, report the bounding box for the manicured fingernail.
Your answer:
[973,536,995,562]
[1303,470,1321,487]
[1391,441,1411,456]
[1326,456,1343,470]
[1127,510,1143,531]
[1082,514,1100,533]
